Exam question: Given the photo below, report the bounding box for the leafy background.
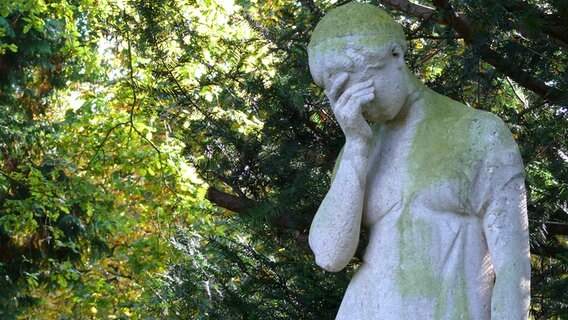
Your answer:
[0,0,566,319]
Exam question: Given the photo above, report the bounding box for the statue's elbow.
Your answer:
[310,240,350,272]
[314,253,347,273]
[309,230,352,272]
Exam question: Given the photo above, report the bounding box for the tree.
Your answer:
[1,0,565,318]
[140,0,567,318]
[0,1,110,316]
[0,0,207,318]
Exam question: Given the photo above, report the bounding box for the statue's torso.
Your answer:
[337,101,504,320]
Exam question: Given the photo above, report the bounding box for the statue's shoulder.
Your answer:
[430,95,513,141]
[464,108,517,150]
[423,93,518,152]
[436,98,501,124]
[463,106,506,126]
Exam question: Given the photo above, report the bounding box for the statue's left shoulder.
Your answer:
[466,109,519,151]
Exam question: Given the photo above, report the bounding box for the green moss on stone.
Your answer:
[434,271,471,319]
[395,90,487,315]
[396,203,438,297]
[407,92,482,193]
[308,3,405,56]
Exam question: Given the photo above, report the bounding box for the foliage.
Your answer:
[141,0,567,318]
[0,0,566,319]
[0,0,105,316]
[0,0,205,318]
[157,228,351,319]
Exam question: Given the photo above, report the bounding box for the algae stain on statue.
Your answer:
[395,203,436,295]
[395,94,481,315]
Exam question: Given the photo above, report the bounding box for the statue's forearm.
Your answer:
[491,266,531,320]
[309,140,370,272]
[483,173,531,319]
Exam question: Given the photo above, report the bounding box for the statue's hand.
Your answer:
[325,73,374,143]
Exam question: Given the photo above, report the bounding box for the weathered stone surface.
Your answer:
[307,3,530,319]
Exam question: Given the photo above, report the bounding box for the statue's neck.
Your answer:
[384,69,427,130]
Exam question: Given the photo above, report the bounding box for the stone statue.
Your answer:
[307,3,530,319]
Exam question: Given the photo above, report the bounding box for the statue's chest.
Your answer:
[362,129,475,225]
[363,140,408,225]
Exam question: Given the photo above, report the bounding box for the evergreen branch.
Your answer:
[429,0,566,105]
[380,0,450,21]
[506,77,529,109]
[298,0,324,19]
[533,244,568,261]
[498,2,568,48]
[379,0,568,105]
[545,222,568,236]
[205,187,303,230]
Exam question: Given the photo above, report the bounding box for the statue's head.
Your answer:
[308,3,407,88]
[308,3,413,123]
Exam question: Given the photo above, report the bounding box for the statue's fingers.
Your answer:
[341,79,373,98]
[348,88,375,112]
[334,81,373,113]
[325,72,349,102]
[339,90,374,122]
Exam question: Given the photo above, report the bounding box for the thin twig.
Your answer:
[506,77,528,109]
[84,121,129,170]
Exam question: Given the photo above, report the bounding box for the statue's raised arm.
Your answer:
[307,3,530,319]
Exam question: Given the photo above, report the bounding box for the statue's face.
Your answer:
[363,45,408,123]
[325,43,409,123]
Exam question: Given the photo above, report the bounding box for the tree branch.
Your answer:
[545,222,568,236]
[379,0,567,105]
[380,0,438,21]
[541,18,568,48]
[205,187,305,230]
[533,245,568,260]
[498,2,568,48]
[206,187,256,213]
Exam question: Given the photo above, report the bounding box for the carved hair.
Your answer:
[310,43,399,88]
[308,3,407,88]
